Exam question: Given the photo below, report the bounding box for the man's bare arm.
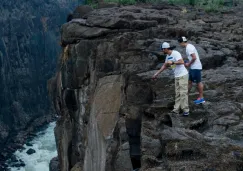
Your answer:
[174,59,184,65]
[153,63,168,78]
[188,53,196,66]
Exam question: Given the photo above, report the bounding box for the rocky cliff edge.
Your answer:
[49,4,243,171]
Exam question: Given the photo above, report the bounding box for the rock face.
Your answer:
[50,156,60,171]
[0,0,81,167]
[50,3,243,171]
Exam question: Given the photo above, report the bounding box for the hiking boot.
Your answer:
[183,112,189,116]
[194,98,205,104]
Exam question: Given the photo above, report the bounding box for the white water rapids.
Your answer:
[7,122,57,171]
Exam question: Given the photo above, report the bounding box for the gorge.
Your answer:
[0,0,82,169]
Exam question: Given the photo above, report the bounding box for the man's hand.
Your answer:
[184,63,190,67]
[166,60,173,67]
[152,74,158,80]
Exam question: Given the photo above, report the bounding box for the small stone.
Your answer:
[26,148,36,155]
[12,160,26,168]
[26,142,33,147]
[10,155,18,163]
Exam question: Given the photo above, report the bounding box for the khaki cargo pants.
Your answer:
[173,74,189,113]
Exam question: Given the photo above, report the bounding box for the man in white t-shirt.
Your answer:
[152,42,189,116]
[178,36,205,104]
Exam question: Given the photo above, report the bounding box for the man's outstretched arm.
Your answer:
[152,63,168,79]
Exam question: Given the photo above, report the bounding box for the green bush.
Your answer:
[86,0,136,7]
[162,0,227,12]
[168,0,191,5]
[200,0,225,12]
[86,0,235,12]
[105,0,136,5]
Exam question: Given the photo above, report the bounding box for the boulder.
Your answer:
[49,157,60,171]
[26,148,36,155]
[72,5,93,19]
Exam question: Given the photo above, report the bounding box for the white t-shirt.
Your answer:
[186,44,202,70]
[166,50,188,78]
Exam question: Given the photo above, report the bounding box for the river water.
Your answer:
[7,122,57,171]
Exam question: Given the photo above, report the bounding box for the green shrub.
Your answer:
[86,0,235,12]
[105,0,136,5]
[162,0,227,12]
[86,0,136,7]
[199,0,225,12]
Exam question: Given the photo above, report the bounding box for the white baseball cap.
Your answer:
[161,42,170,49]
[178,36,188,43]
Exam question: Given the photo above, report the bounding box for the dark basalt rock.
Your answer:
[26,148,36,155]
[50,3,243,171]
